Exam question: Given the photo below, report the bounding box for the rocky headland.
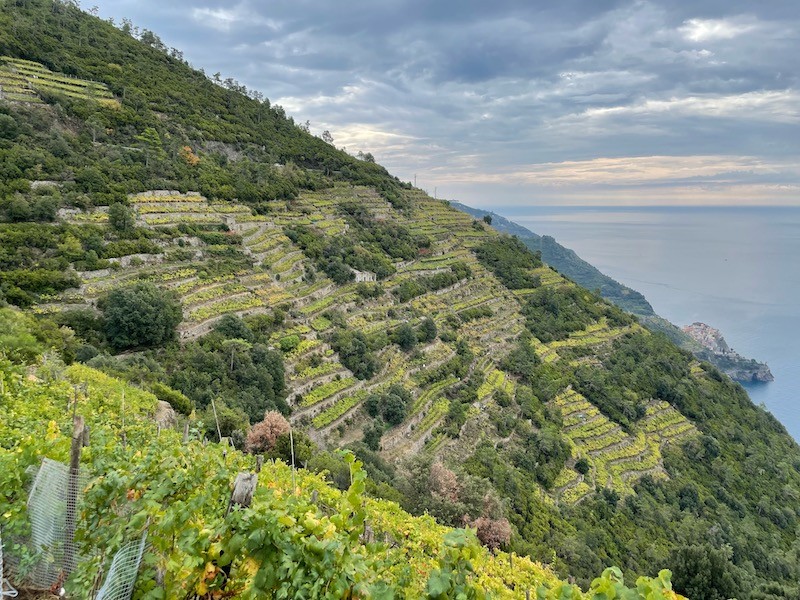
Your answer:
[682,322,774,383]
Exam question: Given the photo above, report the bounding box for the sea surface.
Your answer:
[502,205,800,441]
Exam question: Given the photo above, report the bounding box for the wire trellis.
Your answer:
[95,533,147,600]
[20,458,88,590]
[1,530,19,598]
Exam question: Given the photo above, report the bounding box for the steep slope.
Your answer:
[450,202,655,316]
[452,203,774,382]
[0,3,798,598]
[1,310,687,598]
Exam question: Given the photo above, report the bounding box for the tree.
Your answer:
[392,323,418,351]
[108,202,135,233]
[417,318,437,343]
[213,314,253,341]
[482,214,492,225]
[246,411,290,453]
[472,517,511,550]
[135,127,166,167]
[101,283,182,350]
[321,130,334,145]
[222,338,252,372]
[669,543,742,600]
[86,114,105,143]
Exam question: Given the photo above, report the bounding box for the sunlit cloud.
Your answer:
[574,91,800,124]
[679,17,757,42]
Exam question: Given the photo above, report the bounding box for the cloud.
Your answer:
[91,0,800,206]
[679,17,757,42]
[424,155,799,186]
[573,90,800,124]
[191,4,280,33]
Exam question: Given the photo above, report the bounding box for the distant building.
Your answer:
[351,269,377,283]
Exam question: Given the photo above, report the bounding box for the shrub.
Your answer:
[246,410,291,453]
[430,462,460,502]
[100,282,182,350]
[472,517,511,550]
[152,381,194,416]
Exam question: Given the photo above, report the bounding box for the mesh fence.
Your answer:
[95,533,147,600]
[13,458,88,590]
[1,531,19,598]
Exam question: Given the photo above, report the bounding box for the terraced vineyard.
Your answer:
[36,182,704,507]
[551,388,698,505]
[0,56,117,105]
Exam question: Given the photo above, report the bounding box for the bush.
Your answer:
[100,282,182,350]
[246,410,291,453]
[279,334,301,352]
[392,323,418,351]
[152,381,194,416]
[472,517,511,550]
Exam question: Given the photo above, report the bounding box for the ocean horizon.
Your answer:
[496,204,800,442]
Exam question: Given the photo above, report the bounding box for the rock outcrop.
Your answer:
[154,400,177,429]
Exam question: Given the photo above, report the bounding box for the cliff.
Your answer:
[683,322,774,383]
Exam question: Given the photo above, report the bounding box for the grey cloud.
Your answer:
[91,0,800,207]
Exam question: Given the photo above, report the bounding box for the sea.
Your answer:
[500,205,800,442]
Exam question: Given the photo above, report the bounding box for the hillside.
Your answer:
[452,203,774,383]
[1,309,685,598]
[0,2,799,598]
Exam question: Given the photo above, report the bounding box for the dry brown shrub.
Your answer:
[472,516,511,550]
[429,461,460,502]
[246,410,290,453]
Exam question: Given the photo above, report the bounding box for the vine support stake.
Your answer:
[182,421,190,444]
[289,428,296,492]
[227,472,257,515]
[65,414,86,577]
[210,397,223,442]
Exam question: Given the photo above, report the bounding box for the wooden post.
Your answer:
[64,415,86,575]
[255,455,264,473]
[210,397,223,442]
[289,428,296,491]
[525,590,530,600]
[227,472,258,516]
[183,421,190,444]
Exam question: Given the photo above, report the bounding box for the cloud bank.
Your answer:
[93,0,800,207]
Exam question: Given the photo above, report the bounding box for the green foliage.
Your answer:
[417,317,438,344]
[330,329,380,379]
[0,4,799,597]
[286,223,395,283]
[474,236,542,289]
[668,545,741,600]
[279,334,301,352]
[458,305,494,323]
[108,202,135,232]
[523,286,634,343]
[99,282,182,350]
[151,381,194,415]
[340,200,422,260]
[501,335,541,381]
[425,529,487,600]
[365,385,412,426]
[0,307,44,362]
[392,323,418,351]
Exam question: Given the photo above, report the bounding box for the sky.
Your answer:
[90,0,800,208]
